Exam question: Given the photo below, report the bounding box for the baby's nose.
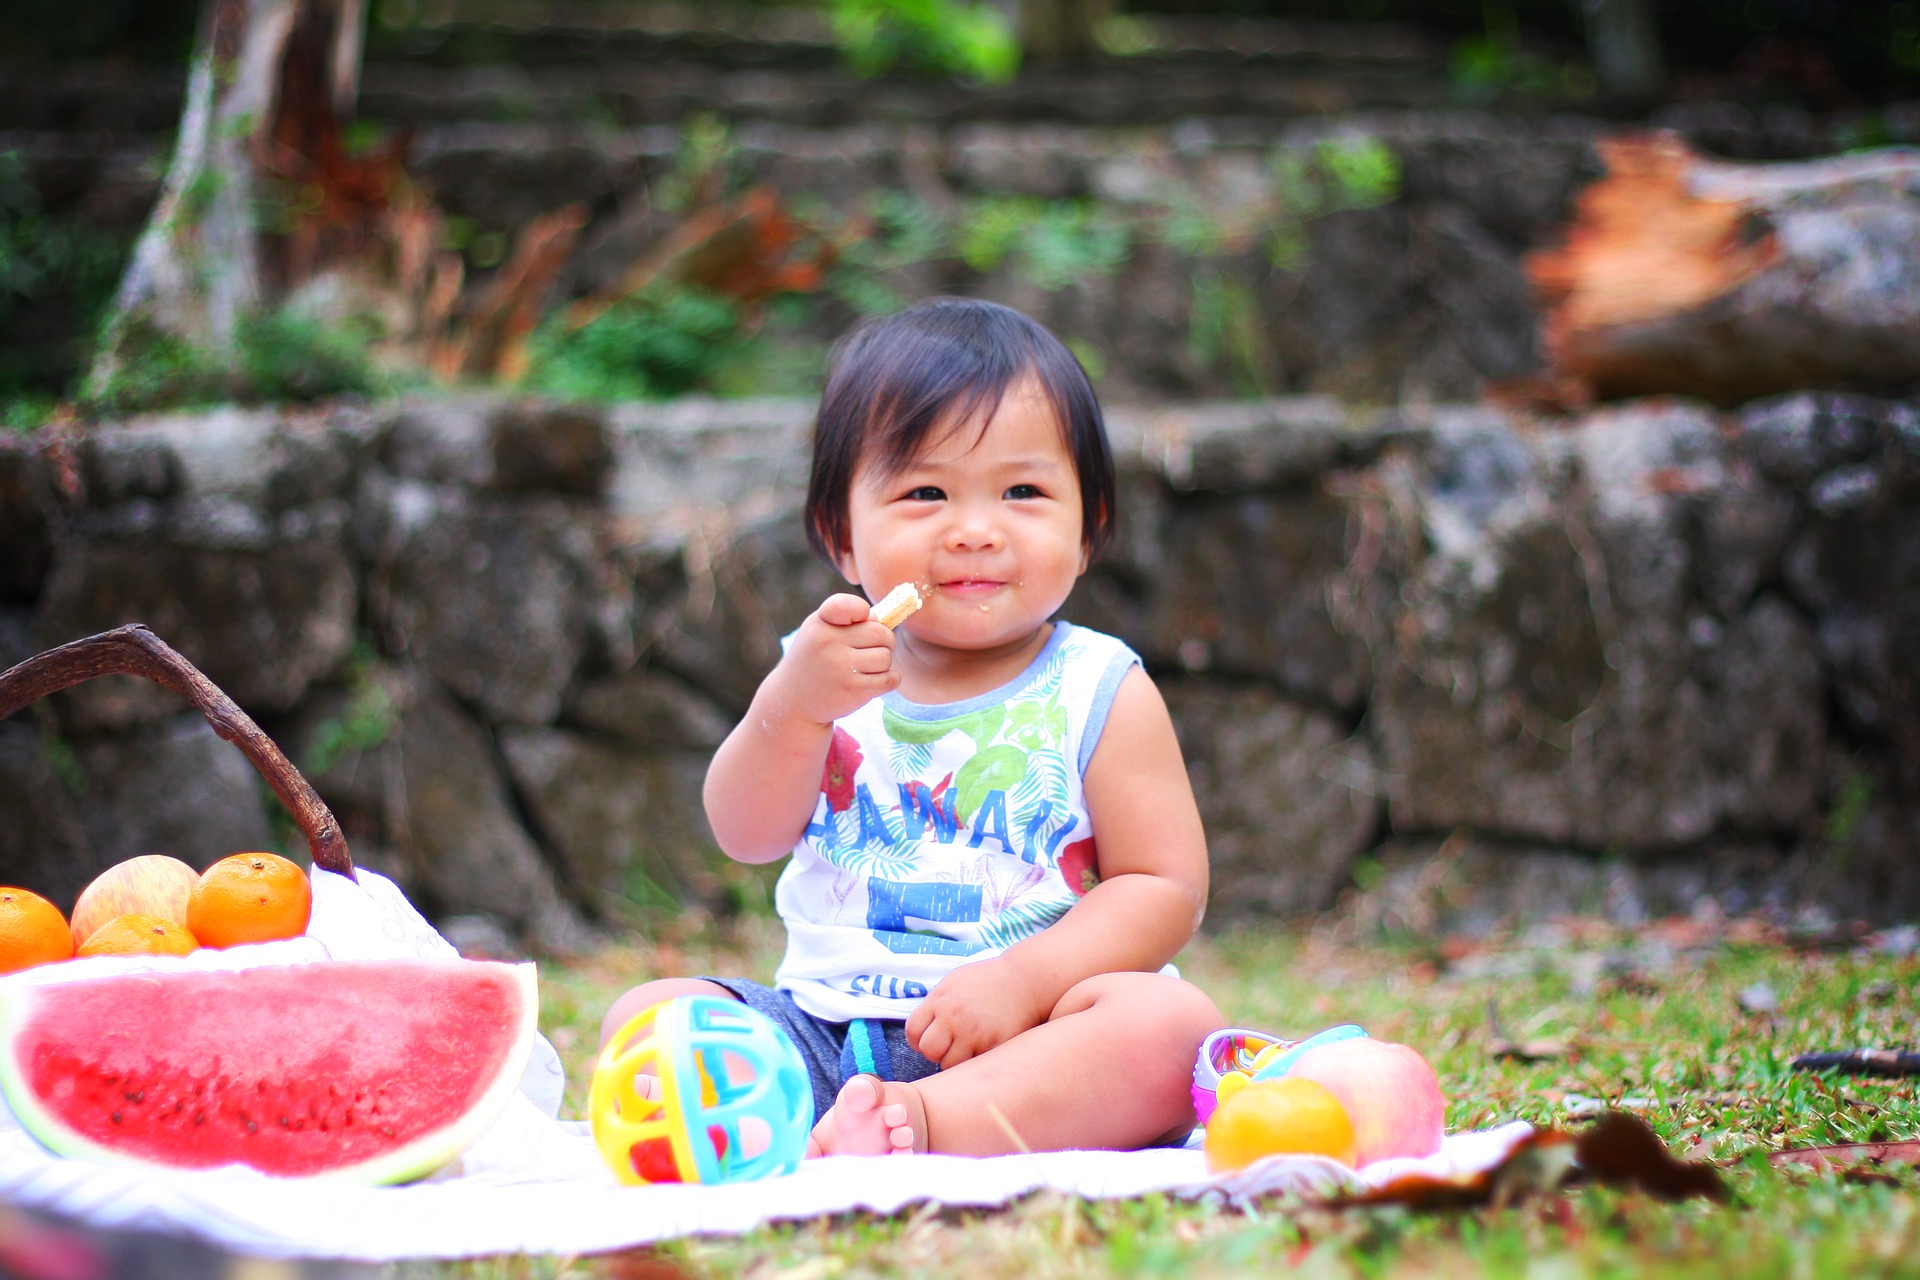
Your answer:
[945,505,1003,550]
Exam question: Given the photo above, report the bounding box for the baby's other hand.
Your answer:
[769,592,900,726]
[906,957,1051,1068]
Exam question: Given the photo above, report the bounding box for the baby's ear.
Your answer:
[834,545,862,588]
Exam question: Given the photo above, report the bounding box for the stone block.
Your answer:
[567,666,733,750]
[36,515,357,730]
[638,511,844,714]
[0,438,52,605]
[0,720,99,912]
[78,407,357,509]
[75,714,277,871]
[362,483,607,726]
[377,397,612,496]
[1165,680,1380,920]
[501,728,720,917]
[1375,406,1827,848]
[295,666,591,950]
[1143,486,1375,708]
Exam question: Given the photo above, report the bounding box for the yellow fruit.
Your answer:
[69,855,199,950]
[0,888,74,973]
[187,852,311,949]
[1204,1076,1359,1172]
[77,914,199,958]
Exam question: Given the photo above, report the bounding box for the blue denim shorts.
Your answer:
[699,977,941,1125]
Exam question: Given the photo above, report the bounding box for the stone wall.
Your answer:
[2,390,1916,944]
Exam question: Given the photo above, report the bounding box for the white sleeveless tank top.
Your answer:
[773,621,1140,1022]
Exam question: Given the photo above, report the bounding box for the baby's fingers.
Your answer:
[817,592,878,627]
[851,645,896,676]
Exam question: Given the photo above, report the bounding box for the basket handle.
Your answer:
[0,624,355,879]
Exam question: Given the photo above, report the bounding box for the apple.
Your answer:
[1284,1038,1445,1165]
[68,854,199,950]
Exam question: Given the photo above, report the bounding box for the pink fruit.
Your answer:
[1285,1039,1445,1166]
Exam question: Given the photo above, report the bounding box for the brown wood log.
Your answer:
[1520,133,1920,406]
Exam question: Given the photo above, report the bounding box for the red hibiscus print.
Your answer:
[1059,837,1098,896]
[821,726,863,813]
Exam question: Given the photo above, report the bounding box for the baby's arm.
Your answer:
[702,593,901,863]
[906,666,1208,1065]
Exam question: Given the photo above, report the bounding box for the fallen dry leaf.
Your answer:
[1573,1111,1728,1202]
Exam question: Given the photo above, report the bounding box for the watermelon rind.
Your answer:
[0,959,538,1185]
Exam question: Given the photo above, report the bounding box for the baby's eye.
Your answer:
[1004,484,1044,500]
[905,485,945,502]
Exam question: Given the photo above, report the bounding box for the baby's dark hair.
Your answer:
[804,297,1117,565]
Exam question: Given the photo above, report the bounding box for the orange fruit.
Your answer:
[1205,1076,1359,1172]
[0,887,75,973]
[187,852,312,949]
[77,913,199,958]
[69,854,199,950]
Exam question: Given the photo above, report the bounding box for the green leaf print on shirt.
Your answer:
[884,703,1006,750]
[1004,693,1068,752]
[955,743,1029,825]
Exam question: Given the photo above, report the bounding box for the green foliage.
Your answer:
[830,190,954,315]
[1187,268,1266,396]
[520,284,745,402]
[1823,765,1875,859]
[83,309,380,417]
[0,150,130,402]
[304,644,398,778]
[957,198,1130,291]
[1,396,55,436]
[829,0,1020,83]
[235,310,380,402]
[1266,137,1403,268]
[1448,4,1594,104]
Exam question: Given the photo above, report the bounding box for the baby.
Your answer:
[601,297,1221,1156]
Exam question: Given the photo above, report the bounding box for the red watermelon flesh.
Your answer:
[0,959,537,1184]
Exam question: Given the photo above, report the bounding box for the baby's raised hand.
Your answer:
[905,956,1052,1068]
[768,592,901,727]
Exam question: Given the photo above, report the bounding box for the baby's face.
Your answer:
[836,376,1087,657]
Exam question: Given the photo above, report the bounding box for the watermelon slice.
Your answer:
[0,958,537,1184]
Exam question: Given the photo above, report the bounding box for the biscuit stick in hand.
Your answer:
[870,582,923,629]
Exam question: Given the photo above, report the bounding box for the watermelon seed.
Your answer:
[245,1120,258,1134]
[125,1090,143,1103]
[110,1111,121,1124]
[379,1124,396,1138]
[193,1111,205,1124]
[279,1116,291,1128]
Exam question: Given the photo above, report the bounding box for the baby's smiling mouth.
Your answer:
[938,577,1006,593]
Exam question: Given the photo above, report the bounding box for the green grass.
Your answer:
[425,914,1920,1280]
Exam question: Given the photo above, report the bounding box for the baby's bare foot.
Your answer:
[805,1075,925,1157]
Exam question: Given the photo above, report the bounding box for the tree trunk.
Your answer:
[84,0,364,404]
[1521,133,1920,406]
[1016,0,1112,61]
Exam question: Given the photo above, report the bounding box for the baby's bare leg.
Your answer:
[920,972,1219,1154]
[812,972,1219,1156]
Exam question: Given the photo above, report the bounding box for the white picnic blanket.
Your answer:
[0,869,1534,1261]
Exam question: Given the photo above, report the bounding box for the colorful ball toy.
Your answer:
[1191,1023,1367,1125]
[590,995,812,1185]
